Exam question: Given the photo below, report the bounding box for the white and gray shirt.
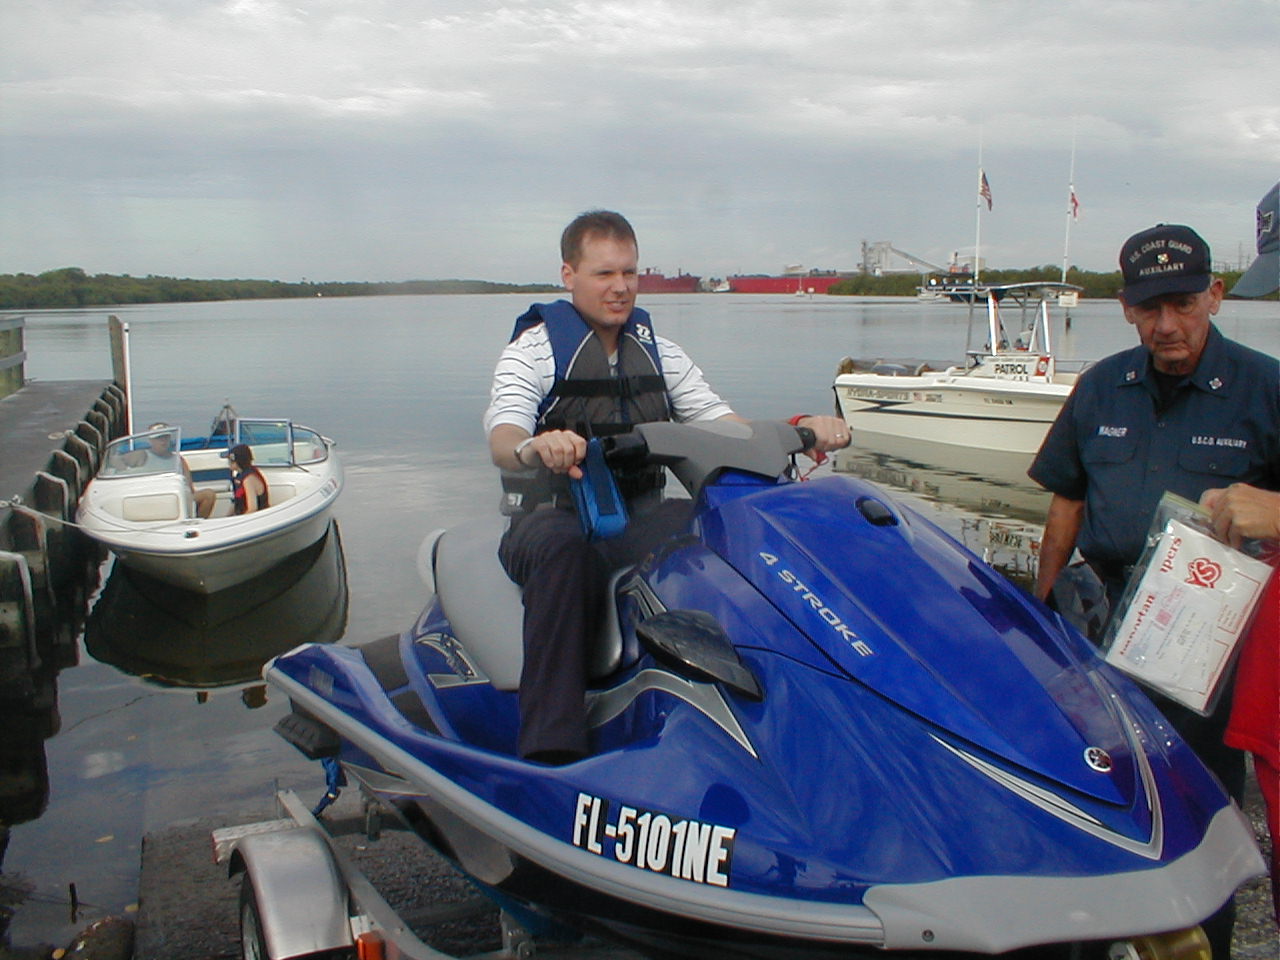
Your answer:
[483,324,734,436]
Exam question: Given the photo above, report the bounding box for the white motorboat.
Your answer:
[833,281,1087,455]
[77,414,343,594]
[915,273,990,303]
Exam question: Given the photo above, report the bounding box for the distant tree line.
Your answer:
[2,265,1266,311]
[0,267,562,310]
[830,264,1259,299]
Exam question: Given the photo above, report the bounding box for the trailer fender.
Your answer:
[228,826,352,959]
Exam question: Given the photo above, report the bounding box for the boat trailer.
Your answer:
[213,789,544,960]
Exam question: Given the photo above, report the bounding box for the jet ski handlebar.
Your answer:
[600,420,814,498]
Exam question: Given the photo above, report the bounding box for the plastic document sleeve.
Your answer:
[1103,515,1274,715]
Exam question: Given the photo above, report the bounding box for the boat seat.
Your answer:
[121,492,183,521]
[870,361,912,376]
[207,494,235,519]
[188,466,232,484]
[270,483,296,503]
[431,519,625,692]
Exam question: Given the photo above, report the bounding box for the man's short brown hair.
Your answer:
[560,210,637,267]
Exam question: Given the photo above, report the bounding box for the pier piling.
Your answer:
[0,316,129,692]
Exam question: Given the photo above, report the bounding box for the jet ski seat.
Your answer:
[432,521,625,692]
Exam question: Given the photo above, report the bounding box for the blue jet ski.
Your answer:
[267,420,1262,959]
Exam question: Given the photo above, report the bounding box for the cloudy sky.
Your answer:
[2,0,1276,284]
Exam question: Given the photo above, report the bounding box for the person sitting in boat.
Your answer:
[229,444,269,515]
[121,422,217,518]
[484,209,850,765]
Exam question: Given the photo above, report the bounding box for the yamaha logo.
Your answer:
[1084,747,1113,772]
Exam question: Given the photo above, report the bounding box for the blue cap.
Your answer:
[1119,224,1212,304]
[1230,182,1278,298]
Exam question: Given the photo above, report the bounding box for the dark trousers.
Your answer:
[498,499,692,759]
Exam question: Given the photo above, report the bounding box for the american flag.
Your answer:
[979,170,993,211]
[1070,188,1080,220]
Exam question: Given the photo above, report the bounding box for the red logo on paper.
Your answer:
[1185,558,1222,588]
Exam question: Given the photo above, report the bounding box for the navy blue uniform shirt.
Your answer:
[1029,324,1280,570]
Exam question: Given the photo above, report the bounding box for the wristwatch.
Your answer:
[514,437,536,467]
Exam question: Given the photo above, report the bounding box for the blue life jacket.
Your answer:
[501,300,670,513]
[510,300,669,434]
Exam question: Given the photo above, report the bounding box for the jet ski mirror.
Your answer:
[636,610,763,701]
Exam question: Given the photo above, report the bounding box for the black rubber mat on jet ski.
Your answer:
[360,633,439,734]
[362,633,410,687]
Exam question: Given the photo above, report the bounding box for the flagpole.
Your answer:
[1061,124,1077,284]
[974,133,984,286]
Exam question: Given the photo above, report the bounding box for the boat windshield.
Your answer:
[291,426,330,465]
[233,419,330,467]
[100,427,186,479]
[234,419,296,467]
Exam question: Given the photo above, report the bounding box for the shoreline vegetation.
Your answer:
[827,265,1259,299]
[0,265,1264,311]
[0,268,562,310]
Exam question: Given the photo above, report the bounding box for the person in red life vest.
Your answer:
[229,443,269,515]
[1201,181,1280,922]
[1202,469,1280,923]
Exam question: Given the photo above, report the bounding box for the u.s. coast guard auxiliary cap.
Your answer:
[1119,223,1211,303]
[1230,181,1279,299]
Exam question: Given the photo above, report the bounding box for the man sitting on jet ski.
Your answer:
[485,209,850,765]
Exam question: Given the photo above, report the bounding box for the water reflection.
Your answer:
[0,555,86,949]
[0,696,56,950]
[83,520,348,693]
[831,437,1051,591]
[0,675,57,842]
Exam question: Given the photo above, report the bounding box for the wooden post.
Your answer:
[108,315,132,432]
[0,315,25,399]
[0,550,39,697]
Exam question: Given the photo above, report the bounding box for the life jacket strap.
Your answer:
[548,374,666,400]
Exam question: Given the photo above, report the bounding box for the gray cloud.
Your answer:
[2,0,1276,281]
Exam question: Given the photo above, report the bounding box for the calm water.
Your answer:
[6,292,1280,948]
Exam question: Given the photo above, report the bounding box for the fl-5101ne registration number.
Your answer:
[571,792,736,887]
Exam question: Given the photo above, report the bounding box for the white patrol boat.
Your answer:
[834,281,1087,455]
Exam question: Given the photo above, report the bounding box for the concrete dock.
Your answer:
[0,378,126,695]
[1,310,128,703]
[0,377,123,541]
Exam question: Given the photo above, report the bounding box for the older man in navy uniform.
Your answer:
[1029,222,1280,958]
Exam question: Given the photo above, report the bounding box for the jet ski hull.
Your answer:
[266,422,1262,957]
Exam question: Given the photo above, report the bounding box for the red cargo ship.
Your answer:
[637,268,701,293]
[728,273,844,294]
